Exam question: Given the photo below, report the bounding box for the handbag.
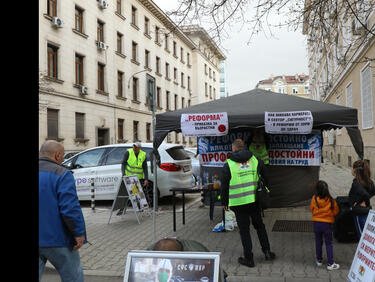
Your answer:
[256,176,270,209]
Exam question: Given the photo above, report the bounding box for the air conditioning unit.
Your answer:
[96,41,107,50]
[51,17,64,28]
[79,85,88,95]
[98,0,109,9]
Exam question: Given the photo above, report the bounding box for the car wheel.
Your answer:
[144,181,160,208]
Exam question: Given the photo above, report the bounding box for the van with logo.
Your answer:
[62,143,193,202]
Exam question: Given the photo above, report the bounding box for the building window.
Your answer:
[132,77,138,101]
[47,0,57,17]
[75,7,83,33]
[174,94,178,110]
[155,26,160,43]
[75,54,84,85]
[166,91,170,110]
[117,71,124,97]
[116,0,122,14]
[173,41,177,57]
[117,32,123,54]
[47,108,59,139]
[156,56,160,74]
[181,72,184,87]
[180,47,184,62]
[98,63,105,91]
[144,17,149,35]
[187,52,190,66]
[204,64,207,74]
[174,68,177,82]
[145,49,150,68]
[157,87,161,108]
[133,121,139,142]
[146,122,151,141]
[165,62,170,79]
[209,85,212,99]
[188,76,191,91]
[75,112,85,139]
[97,20,104,42]
[118,118,124,140]
[132,41,138,61]
[165,34,169,51]
[205,82,208,97]
[361,64,373,129]
[131,6,137,26]
[181,97,185,108]
[346,82,352,107]
[47,44,58,79]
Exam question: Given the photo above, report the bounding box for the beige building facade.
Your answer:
[303,3,375,173]
[256,74,310,99]
[39,0,225,151]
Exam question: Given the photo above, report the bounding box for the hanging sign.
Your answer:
[181,112,228,137]
[267,130,322,166]
[348,210,375,282]
[265,111,313,134]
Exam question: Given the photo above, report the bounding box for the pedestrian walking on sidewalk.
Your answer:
[221,138,275,268]
[39,140,87,282]
[348,159,375,239]
[310,180,340,270]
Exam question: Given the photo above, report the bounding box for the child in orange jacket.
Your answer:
[310,180,340,270]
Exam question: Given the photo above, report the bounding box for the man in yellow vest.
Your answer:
[249,128,269,165]
[221,139,275,267]
[123,142,149,187]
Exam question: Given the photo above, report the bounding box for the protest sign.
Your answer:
[198,129,321,167]
[348,210,375,282]
[265,111,313,134]
[267,130,322,166]
[123,175,149,212]
[181,112,228,137]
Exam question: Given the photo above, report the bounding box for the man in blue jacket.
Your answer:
[39,140,87,282]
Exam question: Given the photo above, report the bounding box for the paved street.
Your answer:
[42,159,373,282]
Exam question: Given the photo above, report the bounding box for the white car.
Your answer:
[184,147,200,180]
[62,143,193,201]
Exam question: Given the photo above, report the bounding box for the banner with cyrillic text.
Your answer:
[265,111,313,134]
[348,210,375,282]
[198,129,321,167]
[268,130,321,166]
[181,112,228,137]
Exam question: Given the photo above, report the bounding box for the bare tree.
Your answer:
[164,0,374,60]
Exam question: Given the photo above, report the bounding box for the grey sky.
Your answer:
[153,0,308,96]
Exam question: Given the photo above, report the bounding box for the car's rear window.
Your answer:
[166,146,190,160]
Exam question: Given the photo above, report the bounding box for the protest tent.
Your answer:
[153,89,364,207]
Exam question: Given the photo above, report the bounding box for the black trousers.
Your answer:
[230,202,271,259]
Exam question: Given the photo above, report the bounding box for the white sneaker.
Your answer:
[327,263,340,270]
[316,260,322,266]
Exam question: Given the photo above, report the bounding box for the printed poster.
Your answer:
[123,176,149,211]
[348,210,375,282]
[198,129,321,167]
[265,111,313,134]
[267,130,322,166]
[181,112,228,137]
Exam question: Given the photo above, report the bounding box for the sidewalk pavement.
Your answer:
[45,159,371,281]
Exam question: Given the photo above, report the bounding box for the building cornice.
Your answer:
[137,0,197,50]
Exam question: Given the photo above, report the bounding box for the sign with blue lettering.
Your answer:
[268,130,322,166]
[198,129,321,167]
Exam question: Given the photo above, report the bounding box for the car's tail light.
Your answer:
[159,163,181,171]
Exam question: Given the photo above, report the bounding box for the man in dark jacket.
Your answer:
[39,140,87,282]
[221,139,275,267]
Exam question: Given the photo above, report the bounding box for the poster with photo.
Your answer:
[123,176,149,211]
[128,256,216,282]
